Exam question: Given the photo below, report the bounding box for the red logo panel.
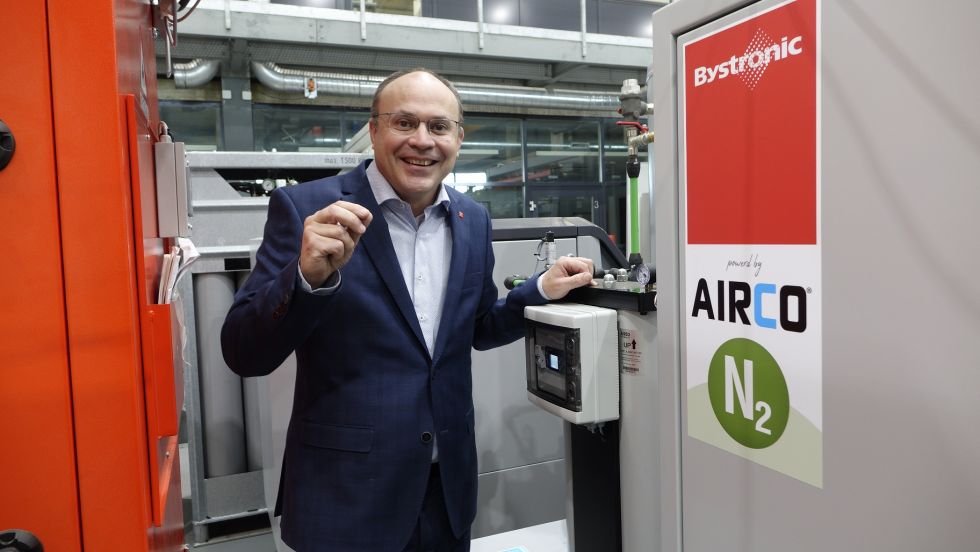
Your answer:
[685,0,817,245]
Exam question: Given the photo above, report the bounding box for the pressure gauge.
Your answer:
[632,263,651,286]
[260,179,276,193]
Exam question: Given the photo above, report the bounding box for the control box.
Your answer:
[524,303,619,424]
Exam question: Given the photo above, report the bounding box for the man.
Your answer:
[221,68,594,551]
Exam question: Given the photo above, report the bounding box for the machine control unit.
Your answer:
[524,303,619,424]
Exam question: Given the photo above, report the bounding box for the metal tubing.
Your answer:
[580,0,587,57]
[173,59,220,89]
[360,0,366,40]
[194,272,247,477]
[250,62,621,112]
[236,271,264,471]
[477,0,485,49]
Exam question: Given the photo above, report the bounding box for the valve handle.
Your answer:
[615,120,649,133]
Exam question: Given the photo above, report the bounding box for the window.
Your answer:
[453,185,524,219]
[525,119,600,183]
[252,105,369,152]
[159,101,221,151]
[453,116,523,185]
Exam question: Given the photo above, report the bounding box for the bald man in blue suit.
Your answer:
[221,68,594,552]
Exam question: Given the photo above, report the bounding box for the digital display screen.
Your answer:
[547,350,561,372]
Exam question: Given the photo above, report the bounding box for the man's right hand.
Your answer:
[299,200,373,289]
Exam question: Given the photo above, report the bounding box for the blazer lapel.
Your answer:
[341,169,427,355]
[432,199,469,365]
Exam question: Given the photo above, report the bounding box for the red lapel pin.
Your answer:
[458,211,464,219]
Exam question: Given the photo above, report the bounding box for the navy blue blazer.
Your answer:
[221,161,547,551]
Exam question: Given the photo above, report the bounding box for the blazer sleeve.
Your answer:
[221,187,336,376]
[471,214,549,351]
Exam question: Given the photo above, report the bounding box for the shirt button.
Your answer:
[419,314,426,321]
[420,432,433,443]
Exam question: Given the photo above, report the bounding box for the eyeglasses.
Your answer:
[372,112,461,138]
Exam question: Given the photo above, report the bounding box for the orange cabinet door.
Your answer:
[0,1,82,550]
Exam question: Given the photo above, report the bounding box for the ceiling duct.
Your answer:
[252,62,379,101]
[172,59,221,88]
[251,62,622,113]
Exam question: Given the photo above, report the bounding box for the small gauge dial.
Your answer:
[633,263,651,286]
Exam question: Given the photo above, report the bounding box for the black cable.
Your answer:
[177,0,204,23]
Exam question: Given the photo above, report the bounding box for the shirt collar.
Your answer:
[366,161,451,215]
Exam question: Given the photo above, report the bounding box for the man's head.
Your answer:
[369,69,464,215]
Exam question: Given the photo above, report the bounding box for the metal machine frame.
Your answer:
[180,151,365,547]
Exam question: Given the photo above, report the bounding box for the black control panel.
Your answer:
[525,320,582,412]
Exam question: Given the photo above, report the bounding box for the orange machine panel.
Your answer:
[0,1,83,550]
[43,0,184,549]
[1,1,184,550]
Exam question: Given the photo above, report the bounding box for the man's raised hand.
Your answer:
[299,200,373,288]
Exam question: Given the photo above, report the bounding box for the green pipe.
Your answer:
[629,175,640,255]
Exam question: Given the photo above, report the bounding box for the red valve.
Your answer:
[616,120,648,133]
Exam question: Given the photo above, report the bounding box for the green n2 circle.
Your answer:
[707,338,789,448]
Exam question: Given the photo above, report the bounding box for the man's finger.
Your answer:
[307,220,355,241]
[329,206,370,235]
[560,256,593,275]
[333,200,373,225]
[308,201,373,234]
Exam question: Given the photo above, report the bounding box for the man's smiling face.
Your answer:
[369,71,464,215]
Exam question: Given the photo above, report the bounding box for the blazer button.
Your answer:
[420,431,433,443]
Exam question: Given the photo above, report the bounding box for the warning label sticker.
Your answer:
[620,328,642,374]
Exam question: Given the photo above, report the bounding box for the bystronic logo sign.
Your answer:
[693,28,804,90]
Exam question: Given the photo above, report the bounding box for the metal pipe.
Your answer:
[360,0,366,40]
[236,271,264,472]
[194,273,247,478]
[251,62,378,101]
[477,0,485,49]
[629,131,655,149]
[173,59,221,88]
[250,62,621,112]
[580,0,587,57]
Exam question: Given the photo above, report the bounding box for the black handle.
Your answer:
[0,119,15,171]
[0,529,43,552]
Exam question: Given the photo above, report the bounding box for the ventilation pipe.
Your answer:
[251,62,379,101]
[173,59,221,88]
[251,62,622,113]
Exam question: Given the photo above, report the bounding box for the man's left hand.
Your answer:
[540,256,595,300]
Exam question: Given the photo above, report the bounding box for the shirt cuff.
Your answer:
[536,274,553,301]
[297,265,341,295]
